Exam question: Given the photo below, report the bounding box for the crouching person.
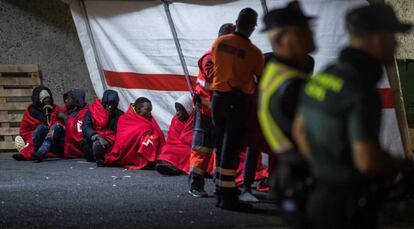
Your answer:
[105,97,165,169]
[156,94,194,176]
[81,90,123,166]
[13,86,64,161]
[60,89,89,159]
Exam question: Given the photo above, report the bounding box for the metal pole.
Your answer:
[162,0,194,95]
[80,0,108,91]
[260,0,269,15]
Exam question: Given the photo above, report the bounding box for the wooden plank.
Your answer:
[385,61,413,159]
[0,141,15,150]
[0,77,40,86]
[0,114,23,123]
[0,65,38,73]
[4,136,12,142]
[0,89,32,97]
[410,129,414,152]
[0,127,19,135]
[0,102,29,111]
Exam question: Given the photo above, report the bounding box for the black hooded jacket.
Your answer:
[64,89,86,116]
[82,90,123,140]
[29,86,54,126]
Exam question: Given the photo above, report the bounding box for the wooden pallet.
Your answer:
[0,64,41,151]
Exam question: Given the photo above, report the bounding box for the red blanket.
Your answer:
[64,106,88,158]
[158,114,194,174]
[19,104,63,160]
[89,99,116,152]
[235,151,269,187]
[105,105,165,169]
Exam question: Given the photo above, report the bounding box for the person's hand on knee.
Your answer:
[92,134,108,149]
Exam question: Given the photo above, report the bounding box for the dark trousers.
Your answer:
[212,91,249,195]
[81,138,106,162]
[243,148,260,190]
[307,182,382,229]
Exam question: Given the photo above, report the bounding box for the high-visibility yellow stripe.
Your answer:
[190,166,206,175]
[217,180,237,188]
[258,62,307,153]
[192,145,213,154]
[217,167,237,176]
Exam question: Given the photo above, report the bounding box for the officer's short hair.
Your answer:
[237,8,258,30]
[218,23,235,37]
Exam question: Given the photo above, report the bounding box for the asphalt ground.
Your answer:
[1,153,414,228]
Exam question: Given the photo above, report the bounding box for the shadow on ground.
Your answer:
[0,153,413,228]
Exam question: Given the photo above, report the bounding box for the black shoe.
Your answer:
[188,172,208,198]
[96,160,105,167]
[155,160,181,176]
[12,154,25,161]
[31,152,44,162]
[189,188,208,198]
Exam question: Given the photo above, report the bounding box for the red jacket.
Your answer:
[194,51,214,116]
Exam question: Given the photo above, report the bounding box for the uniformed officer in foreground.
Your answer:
[258,1,315,227]
[293,4,414,229]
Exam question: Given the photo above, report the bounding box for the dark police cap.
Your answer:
[346,4,412,35]
[262,1,315,32]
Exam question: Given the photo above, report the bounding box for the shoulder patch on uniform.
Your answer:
[305,72,344,101]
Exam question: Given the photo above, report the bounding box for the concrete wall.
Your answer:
[370,0,414,59]
[0,0,96,105]
[386,0,414,59]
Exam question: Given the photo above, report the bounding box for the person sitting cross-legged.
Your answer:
[81,89,123,167]
[12,86,64,161]
[104,97,165,169]
[156,94,194,176]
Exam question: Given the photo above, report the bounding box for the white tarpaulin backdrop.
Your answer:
[70,0,404,157]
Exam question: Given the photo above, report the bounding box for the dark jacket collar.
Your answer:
[233,32,250,42]
[339,47,383,81]
[272,54,310,74]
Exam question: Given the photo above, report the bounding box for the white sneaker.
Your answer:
[14,136,26,152]
[239,191,260,203]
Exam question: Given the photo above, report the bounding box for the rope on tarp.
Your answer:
[261,0,269,15]
[162,0,195,95]
[80,0,108,91]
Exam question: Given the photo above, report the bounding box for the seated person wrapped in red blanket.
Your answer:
[59,89,88,159]
[155,94,194,176]
[12,86,64,161]
[104,97,165,169]
[81,90,123,167]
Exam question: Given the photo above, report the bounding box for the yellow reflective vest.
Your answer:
[258,62,307,153]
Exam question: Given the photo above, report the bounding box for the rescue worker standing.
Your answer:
[257,1,315,227]
[293,4,414,228]
[189,23,236,198]
[211,8,264,210]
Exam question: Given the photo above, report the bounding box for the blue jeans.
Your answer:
[33,125,49,151]
[34,124,65,158]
